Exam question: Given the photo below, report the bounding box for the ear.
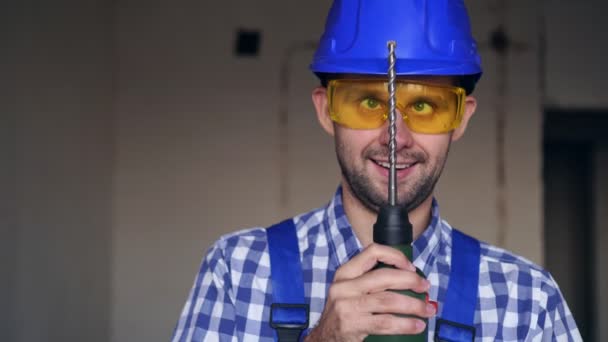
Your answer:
[451,95,477,142]
[311,86,335,136]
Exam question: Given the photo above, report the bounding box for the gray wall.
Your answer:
[111,2,333,340]
[2,8,18,336]
[4,1,114,341]
[3,0,607,341]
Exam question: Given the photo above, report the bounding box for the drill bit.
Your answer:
[368,41,423,341]
[387,41,397,206]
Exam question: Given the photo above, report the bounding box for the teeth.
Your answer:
[377,161,411,169]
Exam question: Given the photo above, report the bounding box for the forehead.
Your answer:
[336,74,457,86]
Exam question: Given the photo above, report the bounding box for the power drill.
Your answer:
[365,41,434,342]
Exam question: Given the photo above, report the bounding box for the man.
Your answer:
[172,0,581,341]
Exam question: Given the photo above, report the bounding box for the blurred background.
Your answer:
[2,0,607,341]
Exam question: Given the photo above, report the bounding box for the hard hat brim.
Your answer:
[311,58,482,78]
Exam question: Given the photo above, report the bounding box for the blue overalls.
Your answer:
[266,220,480,342]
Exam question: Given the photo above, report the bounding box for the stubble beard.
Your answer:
[336,141,450,213]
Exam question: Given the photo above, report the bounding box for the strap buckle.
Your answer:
[435,318,476,342]
[270,303,309,341]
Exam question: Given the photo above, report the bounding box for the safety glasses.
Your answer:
[327,79,466,134]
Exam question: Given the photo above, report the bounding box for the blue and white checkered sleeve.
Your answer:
[171,242,237,342]
[536,275,582,341]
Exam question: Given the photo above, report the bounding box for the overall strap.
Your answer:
[435,229,481,342]
[267,219,309,341]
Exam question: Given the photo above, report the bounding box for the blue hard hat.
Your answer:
[311,0,482,92]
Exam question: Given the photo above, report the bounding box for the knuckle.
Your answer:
[327,283,343,300]
[355,294,367,311]
[333,267,345,281]
[327,284,338,299]
[364,243,380,256]
[333,269,341,277]
[333,298,350,316]
[368,242,385,255]
[355,293,373,312]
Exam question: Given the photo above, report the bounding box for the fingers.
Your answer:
[365,314,427,336]
[330,292,434,336]
[307,243,435,340]
[331,265,430,298]
[356,290,436,318]
[334,243,415,281]
[319,292,433,339]
[354,267,431,294]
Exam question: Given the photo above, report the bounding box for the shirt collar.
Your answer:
[411,198,444,276]
[323,187,443,275]
[323,187,363,270]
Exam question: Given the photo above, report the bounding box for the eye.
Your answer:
[360,97,381,110]
[410,101,434,116]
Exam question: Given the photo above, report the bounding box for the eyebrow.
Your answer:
[342,88,387,102]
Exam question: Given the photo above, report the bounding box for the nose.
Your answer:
[378,110,415,150]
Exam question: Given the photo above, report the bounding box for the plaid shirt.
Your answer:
[172,188,581,341]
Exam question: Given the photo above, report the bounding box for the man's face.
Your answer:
[335,114,450,212]
[312,76,477,212]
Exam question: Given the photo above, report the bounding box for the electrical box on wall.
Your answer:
[234,28,261,57]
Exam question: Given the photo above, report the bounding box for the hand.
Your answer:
[304,243,435,342]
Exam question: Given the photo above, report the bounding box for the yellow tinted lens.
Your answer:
[328,79,465,133]
[397,82,465,134]
[328,80,388,129]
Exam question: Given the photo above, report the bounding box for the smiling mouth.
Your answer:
[372,160,416,170]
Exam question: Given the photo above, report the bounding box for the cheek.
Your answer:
[412,134,452,160]
[335,128,377,158]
